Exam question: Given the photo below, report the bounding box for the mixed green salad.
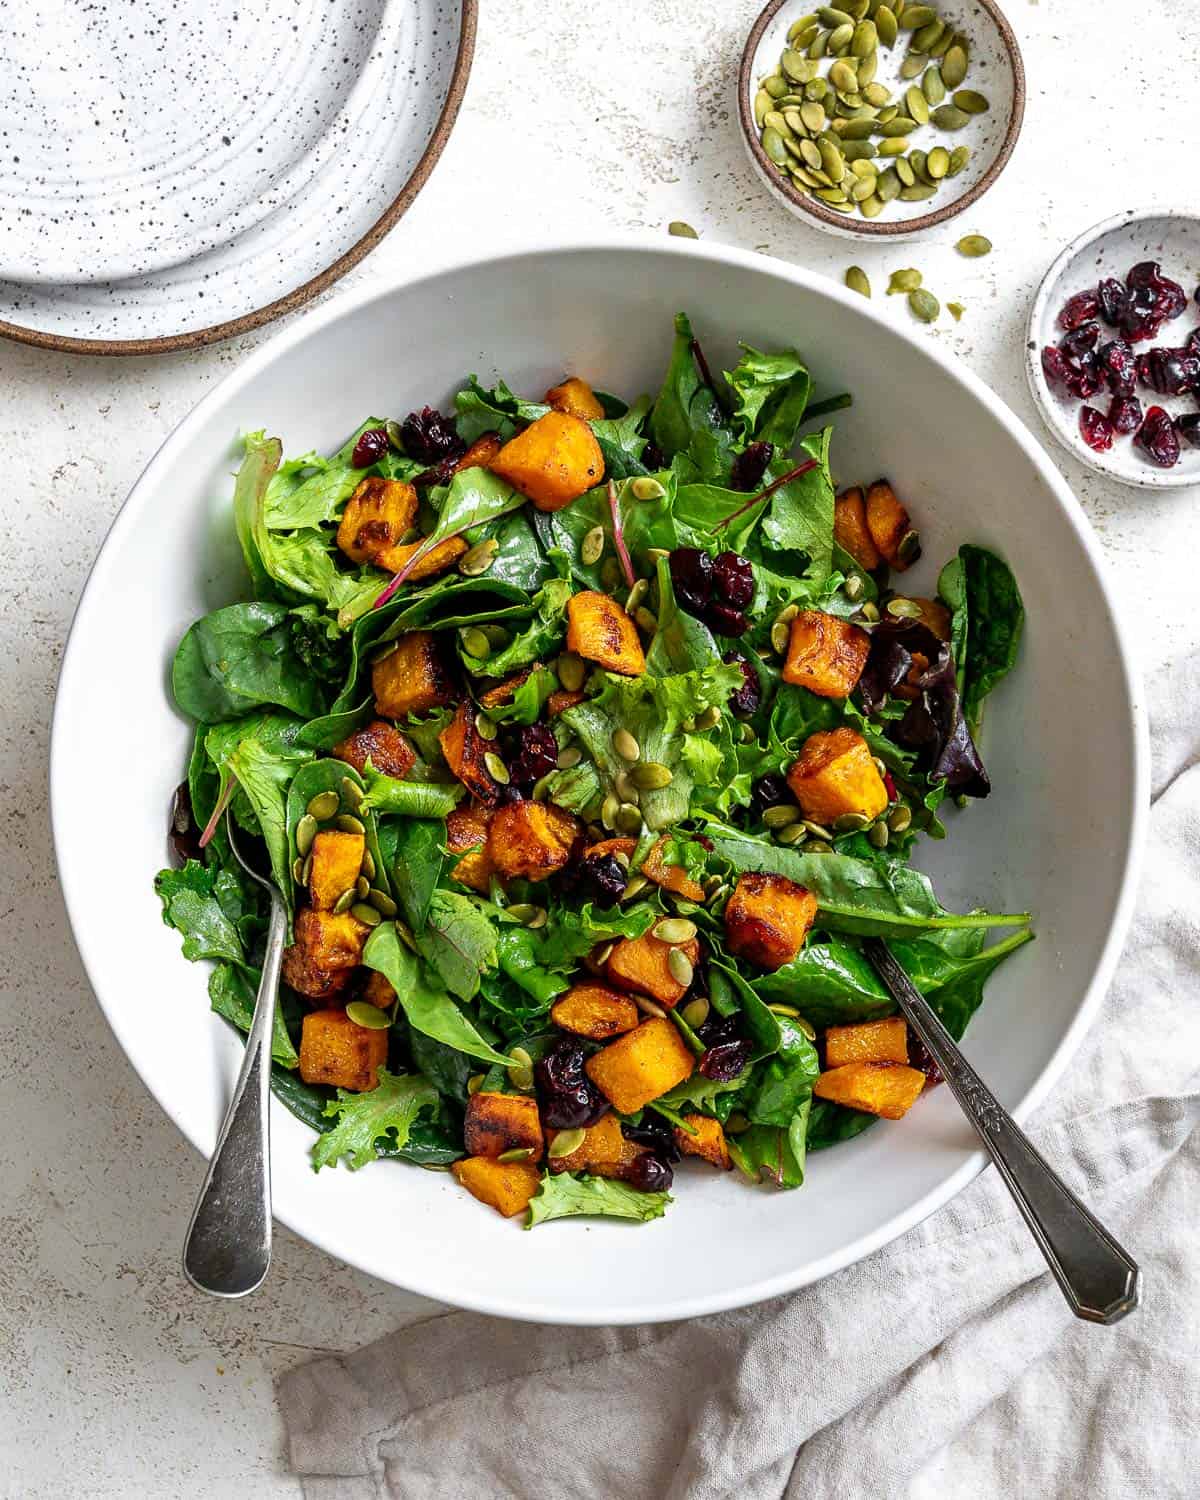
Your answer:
[157,312,1029,1228]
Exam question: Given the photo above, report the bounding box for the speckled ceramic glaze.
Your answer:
[0,0,473,350]
[1026,209,1200,490]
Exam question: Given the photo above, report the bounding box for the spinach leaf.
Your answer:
[651,312,728,462]
[154,861,247,966]
[454,376,547,444]
[311,1069,440,1171]
[728,1107,811,1189]
[232,431,283,597]
[591,395,652,480]
[806,1099,879,1152]
[463,571,573,677]
[889,927,1034,1039]
[208,961,299,1069]
[285,758,391,904]
[956,545,1025,736]
[759,427,836,585]
[525,1172,671,1227]
[414,467,526,570]
[297,699,375,751]
[483,511,557,593]
[494,902,654,1004]
[226,733,314,909]
[754,939,895,1025]
[646,559,722,675]
[173,603,329,723]
[531,478,678,588]
[744,1017,820,1128]
[407,1029,475,1104]
[725,343,812,451]
[384,817,445,933]
[413,890,499,1001]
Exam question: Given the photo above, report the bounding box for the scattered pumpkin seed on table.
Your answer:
[948,301,965,320]
[668,221,699,238]
[956,233,992,257]
[844,265,872,297]
[908,287,941,322]
[887,268,922,294]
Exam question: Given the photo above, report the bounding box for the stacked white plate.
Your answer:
[0,0,474,352]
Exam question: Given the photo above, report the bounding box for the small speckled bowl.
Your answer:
[738,0,1024,242]
[1025,209,1200,490]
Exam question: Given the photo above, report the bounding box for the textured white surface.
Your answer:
[2,0,1196,1495]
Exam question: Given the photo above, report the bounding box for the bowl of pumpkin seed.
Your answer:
[739,0,1024,238]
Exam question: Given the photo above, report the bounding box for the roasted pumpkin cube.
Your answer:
[786,726,888,825]
[547,687,587,717]
[834,486,882,571]
[364,970,396,1011]
[582,836,636,861]
[488,800,581,882]
[372,630,456,719]
[373,534,468,581]
[308,829,366,912]
[478,664,536,708]
[439,701,500,804]
[544,376,605,421]
[550,982,640,1041]
[299,1008,388,1092]
[445,804,495,893]
[281,909,368,1000]
[724,872,817,972]
[455,431,504,472]
[674,1114,732,1170]
[489,411,604,512]
[782,609,870,698]
[585,1017,695,1114]
[451,1155,541,1218]
[642,835,705,902]
[463,1091,544,1161]
[547,1113,646,1178]
[865,479,914,568]
[336,477,418,566]
[604,932,700,1009]
[565,591,646,676]
[812,1061,926,1119]
[333,719,417,780]
[824,1017,909,1067]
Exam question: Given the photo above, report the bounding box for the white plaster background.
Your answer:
[2,1,1196,1494]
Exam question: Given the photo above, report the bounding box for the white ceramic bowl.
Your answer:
[52,239,1147,1325]
[1026,208,1200,489]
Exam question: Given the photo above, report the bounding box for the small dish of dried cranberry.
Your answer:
[1027,210,1200,489]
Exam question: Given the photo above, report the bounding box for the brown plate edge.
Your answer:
[0,0,479,358]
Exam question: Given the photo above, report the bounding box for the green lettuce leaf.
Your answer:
[172,602,331,724]
[724,343,812,450]
[154,861,247,966]
[415,889,499,1000]
[208,962,299,1070]
[311,1068,439,1171]
[525,1172,671,1228]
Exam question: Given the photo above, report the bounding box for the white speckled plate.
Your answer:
[0,0,474,352]
[1026,209,1200,490]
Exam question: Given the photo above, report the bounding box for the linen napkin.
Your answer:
[278,655,1200,1500]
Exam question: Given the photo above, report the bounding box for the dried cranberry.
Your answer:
[698,1040,753,1081]
[1156,279,1188,320]
[413,454,459,489]
[1066,358,1103,401]
[1060,322,1100,362]
[1097,339,1136,394]
[1120,285,1166,343]
[907,1029,942,1088]
[1097,278,1128,327]
[1188,328,1200,358]
[495,783,526,805]
[1140,347,1200,396]
[1078,406,1115,453]
[723,651,761,716]
[750,773,793,819]
[1135,405,1181,468]
[626,1153,674,1192]
[1176,413,1200,449]
[705,603,749,637]
[1041,344,1072,392]
[696,1014,741,1048]
[1057,289,1099,330]
[576,853,627,906]
[508,723,558,787]
[711,551,755,610]
[1196,286,1200,308]
[1127,260,1163,291]
[729,440,775,493]
[883,770,898,803]
[1108,395,1143,435]
[641,440,666,471]
[399,406,465,465]
[351,427,390,468]
[669,547,714,614]
[535,1038,609,1129]
[621,1116,680,1163]
[168,782,203,865]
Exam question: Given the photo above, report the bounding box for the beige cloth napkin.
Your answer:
[277,657,1200,1499]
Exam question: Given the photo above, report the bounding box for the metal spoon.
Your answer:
[182,811,288,1298]
[863,937,1140,1325]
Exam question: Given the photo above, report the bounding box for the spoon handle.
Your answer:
[182,891,287,1297]
[863,938,1140,1325]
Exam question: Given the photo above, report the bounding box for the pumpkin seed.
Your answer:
[467,1072,485,1096]
[886,596,923,618]
[777,822,808,845]
[876,138,909,157]
[931,103,968,130]
[622,874,650,903]
[808,29,829,58]
[351,902,382,927]
[896,529,922,564]
[529,772,554,802]
[801,838,834,853]
[467,713,495,746]
[849,174,876,202]
[799,137,823,169]
[877,114,914,136]
[941,42,967,88]
[877,166,901,201]
[887,267,922,294]
[908,287,940,322]
[905,85,930,124]
[828,22,854,53]
[801,820,833,841]
[754,88,772,128]
[834,811,872,832]
[360,849,375,880]
[828,58,858,93]
[894,157,915,186]
[614,768,638,803]
[514,903,549,929]
[845,0,869,18]
[835,117,876,141]
[844,573,866,602]
[899,182,937,200]
[336,780,364,817]
[770,619,791,654]
[898,3,935,26]
[616,802,642,836]
[634,994,668,1019]
[764,73,790,98]
[668,220,699,239]
[851,19,877,57]
[479,751,508,786]
[613,850,631,870]
[875,4,898,46]
[601,791,621,831]
[681,996,710,1029]
[947,143,971,175]
[581,525,606,566]
[781,48,810,82]
[783,106,807,136]
[557,652,586,692]
[301,853,313,885]
[368,889,398,917]
[819,5,853,23]
[900,53,925,79]
[856,49,878,88]
[612,726,640,762]
[507,1046,534,1091]
[762,127,789,165]
[867,820,890,849]
[872,755,889,779]
[888,804,913,833]
[332,887,357,914]
[593,941,616,967]
[924,145,949,179]
[557,745,582,771]
[930,26,954,57]
[355,875,370,899]
[912,18,944,51]
[346,1000,391,1030]
[291,856,304,885]
[461,626,491,660]
[921,65,946,104]
[336,813,365,834]
[458,537,498,577]
[763,804,802,828]
[956,233,991,257]
[634,606,658,634]
[800,100,827,133]
[307,790,340,822]
[767,1002,802,1018]
[948,300,965,321]
[845,265,871,298]
[668,948,695,988]
[497,1146,535,1164]
[631,761,673,791]
[655,917,698,946]
[860,601,881,622]
[296,813,319,855]
[841,139,877,161]
[548,1128,587,1160]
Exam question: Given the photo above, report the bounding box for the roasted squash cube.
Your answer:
[372,630,456,719]
[786,726,888,824]
[451,1156,541,1218]
[478,664,536,708]
[490,411,604,512]
[565,591,646,676]
[333,719,417,780]
[463,1091,544,1161]
[373,534,467,581]
[445,804,495,893]
[364,970,396,1011]
[724,872,817,972]
[281,909,368,1000]
[865,479,914,568]
[487,800,581,882]
[299,1008,388,1092]
[439,702,500,804]
[336,477,418,567]
[544,376,605,421]
[604,932,700,1009]
[547,1113,646,1178]
[782,609,870,698]
[642,835,705,902]
[550,982,640,1041]
[547,687,587,717]
[455,431,504,473]
[834,486,883,572]
[674,1114,732,1170]
[812,1061,926,1119]
[308,829,366,912]
[824,1017,909,1067]
[585,1017,694,1114]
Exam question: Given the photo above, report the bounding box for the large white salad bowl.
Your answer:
[51,239,1146,1324]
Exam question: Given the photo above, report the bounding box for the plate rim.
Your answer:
[0,0,477,359]
[50,236,1150,1322]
